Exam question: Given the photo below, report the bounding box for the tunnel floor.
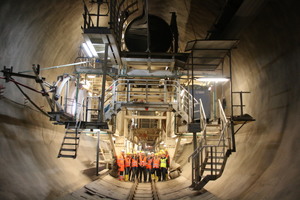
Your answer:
[59,171,220,200]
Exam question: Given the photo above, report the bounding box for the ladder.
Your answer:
[57,120,82,158]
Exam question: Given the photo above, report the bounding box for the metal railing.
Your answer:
[110,0,140,51]
[82,0,110,30]
[188,99,232,185]
[51,77,200,124]
[83,79,199,122]
[199,98,207,131]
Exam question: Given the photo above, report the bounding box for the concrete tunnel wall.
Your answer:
[0,0,300,200]
[205,1,300,199]
[0,0,99,199]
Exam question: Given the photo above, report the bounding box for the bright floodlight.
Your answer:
[197,77,229,82]
[86,41,98,57]
[82,43,92,58]
[87,75,96,78]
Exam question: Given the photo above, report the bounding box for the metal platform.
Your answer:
[65,121,109,130]
[184,39,239,71]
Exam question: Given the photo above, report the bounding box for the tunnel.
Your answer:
[0,0,300,200]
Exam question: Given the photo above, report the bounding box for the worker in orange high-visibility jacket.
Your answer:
[117,150,125,181]
[139,151,147,182]
[124,152,131,181]
[146,152,154,182]
[150,152,155,181]
[131,152,138,182]
[152,153,160,182]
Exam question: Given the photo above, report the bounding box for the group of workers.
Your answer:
[116,150,170,182]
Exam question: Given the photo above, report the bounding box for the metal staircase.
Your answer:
[188,99,233,189]
[57,120,82,158]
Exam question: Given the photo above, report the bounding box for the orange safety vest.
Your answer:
[125,157,131,167]
[139,156,147,167]
[131,158,138,167]
[146,158,153,169]
[153,158,160,168]
[117,155,125,171]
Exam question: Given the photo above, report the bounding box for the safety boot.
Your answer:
[151,174,155,181]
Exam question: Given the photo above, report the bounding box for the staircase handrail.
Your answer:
[217,99,231,148]
[109,0,140,51]
[199,98,207,131]
[188,99,231,189]
[188,99,230,161]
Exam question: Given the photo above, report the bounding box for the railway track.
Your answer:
[128,180,159,200]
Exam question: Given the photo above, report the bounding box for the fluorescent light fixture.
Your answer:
[82,43,92,58]
[87,75,96,78]
[180,90,185,97]
[196,77,229,82]
[160,141,164,144]
[86,41,98,57]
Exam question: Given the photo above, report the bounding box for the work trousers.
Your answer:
[131,167,138,181]
[125,167,130,175]
[160,167,167,181]
[146,168,152,182]
[139,166,147,182]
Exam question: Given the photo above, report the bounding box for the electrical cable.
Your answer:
[12,80,50,118]
[0,77,45,95]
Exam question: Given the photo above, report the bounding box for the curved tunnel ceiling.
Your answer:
[0,0,300,199]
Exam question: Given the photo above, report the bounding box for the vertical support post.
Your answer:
[74,74,80,121]
[127,82,131,103]
[97,3,100,27]
[229,51,233,120]
[99,43,109,122]
[145,0,150,52]
[239,92,243,116]
[146,80,148,102]
[191,51,194,123]
[229,51,236,152]
[96,130,100,175]
[64,80,69,111]
[85,97,89,122]
[163,79,167,103]
[192,131,200,185]
[177,83,180,111]
[213,82,217,120]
